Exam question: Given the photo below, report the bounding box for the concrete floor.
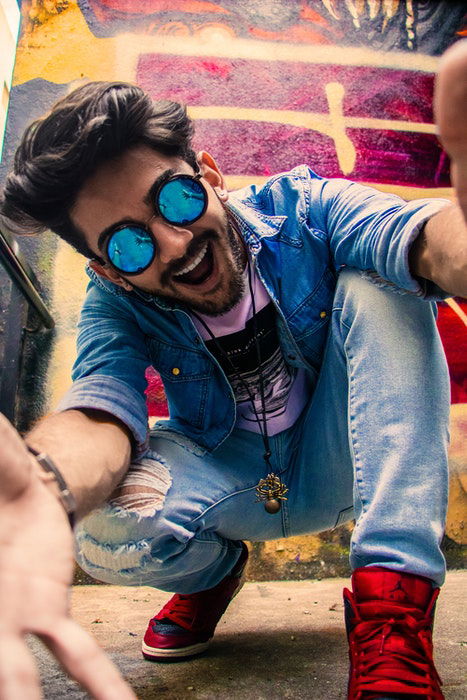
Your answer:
[30,571,466,699]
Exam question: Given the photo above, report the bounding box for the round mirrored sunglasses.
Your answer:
[105,174,208,275]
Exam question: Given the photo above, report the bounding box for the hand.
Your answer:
[416,41,467,298]
[435,39,467,223]
[0,414,136,700]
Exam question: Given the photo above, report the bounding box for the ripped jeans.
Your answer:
[75,269,450,591]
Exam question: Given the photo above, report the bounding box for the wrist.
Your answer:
[26,446,76,528]
[409,225,433,283]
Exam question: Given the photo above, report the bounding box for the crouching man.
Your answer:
[1,40,466,700]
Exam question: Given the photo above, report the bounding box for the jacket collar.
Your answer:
[226,192,288,252]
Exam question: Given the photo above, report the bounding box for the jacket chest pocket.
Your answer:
[286,267,335,365]
[146,338,213,429]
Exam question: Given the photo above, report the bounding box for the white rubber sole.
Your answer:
[142,639,211,660]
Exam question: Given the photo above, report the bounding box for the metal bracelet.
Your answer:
[27,446,76,528]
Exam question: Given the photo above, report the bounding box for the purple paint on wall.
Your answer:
[137,56,435,122]
[137,55,449,186]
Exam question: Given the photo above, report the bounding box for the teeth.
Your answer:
[174,243,208,277]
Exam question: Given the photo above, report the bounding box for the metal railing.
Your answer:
[0,228,54,329]
[0,227,54,423]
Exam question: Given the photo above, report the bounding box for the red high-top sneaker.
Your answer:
[142,544,248,661]
[344,567,444,699]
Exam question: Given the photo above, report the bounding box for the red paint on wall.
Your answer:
[145,366,169,417]
[437,300,467,404]
[200,60,233,79]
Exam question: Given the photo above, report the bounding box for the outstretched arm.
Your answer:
[0,411,136,699]
[410,40,467,298]
[0,263,151,697]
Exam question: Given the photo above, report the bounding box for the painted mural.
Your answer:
[1,0,466,568]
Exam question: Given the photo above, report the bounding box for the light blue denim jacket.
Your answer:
[57,166,448,455]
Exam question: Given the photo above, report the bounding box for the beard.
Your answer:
[187,220,246,316]
[129,213,247,316]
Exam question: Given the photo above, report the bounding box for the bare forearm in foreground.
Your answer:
[25,408,133,520]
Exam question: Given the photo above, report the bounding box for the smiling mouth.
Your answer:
[172,241,215,286]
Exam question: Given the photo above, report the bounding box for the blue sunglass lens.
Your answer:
[158,177,206,225]
[107,226,155,273]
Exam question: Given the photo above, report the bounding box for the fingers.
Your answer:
[435,40,467,223]
[41,618,137,700]
[435,39,467,158]
[0,635,42,700]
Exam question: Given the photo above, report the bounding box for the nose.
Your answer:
[150,220,194,265]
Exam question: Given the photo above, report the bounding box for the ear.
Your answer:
[88,259,133,291]
[196,151,229,202]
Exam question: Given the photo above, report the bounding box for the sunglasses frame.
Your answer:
[103,172,208,276]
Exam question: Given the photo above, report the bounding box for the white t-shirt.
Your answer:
[191,264,311,435]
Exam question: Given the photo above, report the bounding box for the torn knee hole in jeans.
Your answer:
[110,455,172,517]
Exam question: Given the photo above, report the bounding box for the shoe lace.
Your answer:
[154,594,198,627]
[352,611,443,698]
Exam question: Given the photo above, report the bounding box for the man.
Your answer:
[0,41,465,700]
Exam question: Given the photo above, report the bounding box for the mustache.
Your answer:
[160,230,218,286]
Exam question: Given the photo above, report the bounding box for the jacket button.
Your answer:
[319,310,327,318]
[288,354,296,361]
[172,367,181,376]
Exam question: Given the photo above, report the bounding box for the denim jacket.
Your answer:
[57,166,448,455]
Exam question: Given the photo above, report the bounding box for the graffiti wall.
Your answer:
[1,0,466,576]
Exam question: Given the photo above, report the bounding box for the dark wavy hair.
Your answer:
[0,81,197,258]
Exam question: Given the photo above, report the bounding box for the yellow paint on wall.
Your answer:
[14,2,122,86]
[357,184,452,201]
[445,403,467,545]
[47,239,88,408]
[446,470,467,545]
[226,176,453,202]
[47,333,77,408]
[52,238,88,323]
[262,535,324,563]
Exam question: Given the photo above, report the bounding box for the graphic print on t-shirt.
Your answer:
[205,301,296,425]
